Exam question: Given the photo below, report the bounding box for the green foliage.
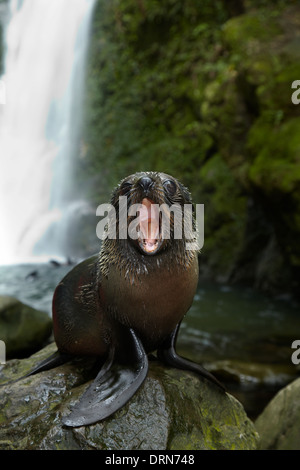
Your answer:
[248,118,300,194]
[80,0,300,285]
[198,154,247,274]
[216,2,300,270]
[83,0,230,201]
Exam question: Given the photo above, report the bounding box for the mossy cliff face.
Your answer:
[81,0,300,294]
[205,3,300,290]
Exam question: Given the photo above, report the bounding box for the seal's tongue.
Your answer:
[139,198,160,253]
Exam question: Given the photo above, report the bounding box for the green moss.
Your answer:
[82,0,231,199]
[170,429,207,451]
[224,12,282,49]
[248,118,300,194]
[197,154,247,276]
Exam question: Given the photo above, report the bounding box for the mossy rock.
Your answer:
[0,343,259,450]
[255,377,300,450]
[0,296,52,358]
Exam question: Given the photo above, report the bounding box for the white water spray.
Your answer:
[0,0,95,264]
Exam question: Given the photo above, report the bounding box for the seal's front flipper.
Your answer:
[62,328,148,427]
[157,323,225,392]
[0,350,72,387]
[22,350,73,377]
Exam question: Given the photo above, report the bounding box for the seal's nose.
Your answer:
[138,176,153,192]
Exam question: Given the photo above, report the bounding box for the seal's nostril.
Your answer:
[138,176,153,192]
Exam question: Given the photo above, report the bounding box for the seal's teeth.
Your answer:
[136,196,163,254]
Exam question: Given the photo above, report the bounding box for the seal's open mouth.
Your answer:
[138,198,163,255]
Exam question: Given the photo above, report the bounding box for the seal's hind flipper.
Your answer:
[62,328,148,427]
[157,323,225,392]
[0,350,72,387]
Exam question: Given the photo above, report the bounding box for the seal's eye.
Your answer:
[120,181,132,195]
[163,179,177,196]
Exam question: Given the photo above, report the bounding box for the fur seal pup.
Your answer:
[2,171,224,426]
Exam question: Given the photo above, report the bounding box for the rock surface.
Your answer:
[0,343,259,450]
[0,296,52,358]
[255,377,300,450]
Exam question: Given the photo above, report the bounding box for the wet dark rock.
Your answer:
[49,260,61,268]
[25,270,39,281]
[206,358,299,420]
[208,359,297,387]
[0,343,259,450]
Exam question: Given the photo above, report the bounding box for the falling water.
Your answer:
[0,0,95,264]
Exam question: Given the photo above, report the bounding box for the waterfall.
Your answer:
[0,0,95,265]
